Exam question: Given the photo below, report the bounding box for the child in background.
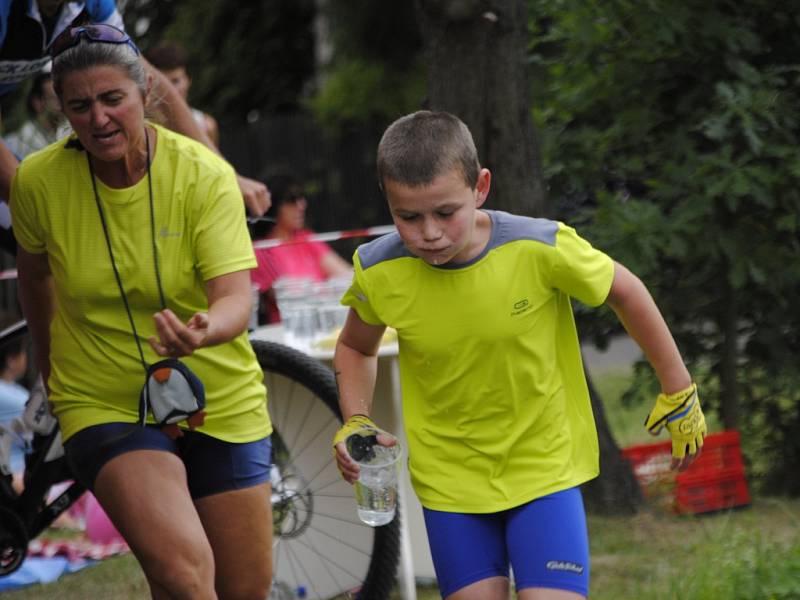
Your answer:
[0,313,30,489]
[333,111,706,600]
[145,40,220,146]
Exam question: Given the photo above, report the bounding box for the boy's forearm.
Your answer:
[333,340,379,420]
[606,263,691,394]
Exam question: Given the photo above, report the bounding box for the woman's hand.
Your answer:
[237,174,271,216]
[148,308,209,357]
[148,271,253,357]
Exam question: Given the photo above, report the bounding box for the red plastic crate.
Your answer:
[621,443,676,512]
[682,430,745,475]
[674,468,751,515]
[621,430,750,514]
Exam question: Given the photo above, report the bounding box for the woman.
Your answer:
[250,173,351,323]
[11,25,272,599]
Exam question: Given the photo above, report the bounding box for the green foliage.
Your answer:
[125,0,316,118]
[308,0,425,132]
[670,530,800,599]
[529,0,800,493]
[308,58,426,133]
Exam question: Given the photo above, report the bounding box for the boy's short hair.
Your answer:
[377,111,480,192]
[145,40,189,72]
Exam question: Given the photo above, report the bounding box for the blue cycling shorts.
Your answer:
[64,422,271,499]
[423,487,589,598]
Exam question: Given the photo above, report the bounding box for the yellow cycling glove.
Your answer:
[645,383,707,460]
[332,414,378,458]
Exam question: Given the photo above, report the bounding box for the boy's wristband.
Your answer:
[332,414,377,453]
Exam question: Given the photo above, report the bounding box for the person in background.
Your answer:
[145,40,219,147]
[333,111,706,600]
[0,311,29,490]
[250,172,352,323]
[12,25,272,598]
[5,71,67,159]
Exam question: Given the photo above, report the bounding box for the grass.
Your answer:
[7,498,799,599]
[5,365,796,599]
[0,553,147,599]
[588,498,800,599]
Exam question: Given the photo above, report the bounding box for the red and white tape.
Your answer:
[0,225,396,281]
[251,224,395,250]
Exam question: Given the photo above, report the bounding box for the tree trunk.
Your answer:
[719,274,739,429]
[415,0,547,216]
[581,364,644,514]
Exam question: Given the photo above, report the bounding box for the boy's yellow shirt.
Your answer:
[343,210,614,512]
[11,124,270,443]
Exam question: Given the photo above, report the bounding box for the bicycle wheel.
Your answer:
[252,340,400,600]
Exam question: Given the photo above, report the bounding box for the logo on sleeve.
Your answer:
[511,298,532,316]
[546,560,584,574]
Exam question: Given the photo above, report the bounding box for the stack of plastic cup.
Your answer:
[273,277,315,349]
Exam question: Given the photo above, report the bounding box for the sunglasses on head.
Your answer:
[49,24,140,59]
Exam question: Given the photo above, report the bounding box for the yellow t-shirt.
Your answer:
[342,211,614,512]
[11,123,270,443]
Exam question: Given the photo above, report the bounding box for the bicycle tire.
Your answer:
[252,340,400,600]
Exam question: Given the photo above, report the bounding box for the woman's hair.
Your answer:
[263,172,304,218]
[377,110,480,192]
[52,40,147,100]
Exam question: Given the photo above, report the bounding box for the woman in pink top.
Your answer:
[251,173,351,323]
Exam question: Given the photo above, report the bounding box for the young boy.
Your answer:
[332,110,706,600]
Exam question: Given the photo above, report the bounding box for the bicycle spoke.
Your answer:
[254,340,399,599]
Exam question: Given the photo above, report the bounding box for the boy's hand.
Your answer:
[333,415,378,484]
[645,383,707,471]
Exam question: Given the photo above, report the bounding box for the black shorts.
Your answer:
[64,422,271,499]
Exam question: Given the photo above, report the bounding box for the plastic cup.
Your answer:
[318,304,349,335]
[290,305,319,350]
[348,429,402,527]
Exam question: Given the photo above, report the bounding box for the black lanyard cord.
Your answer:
[88,127,166,374]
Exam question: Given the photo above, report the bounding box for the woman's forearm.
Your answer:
[202,270,252,346]
[17,249,55,384]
